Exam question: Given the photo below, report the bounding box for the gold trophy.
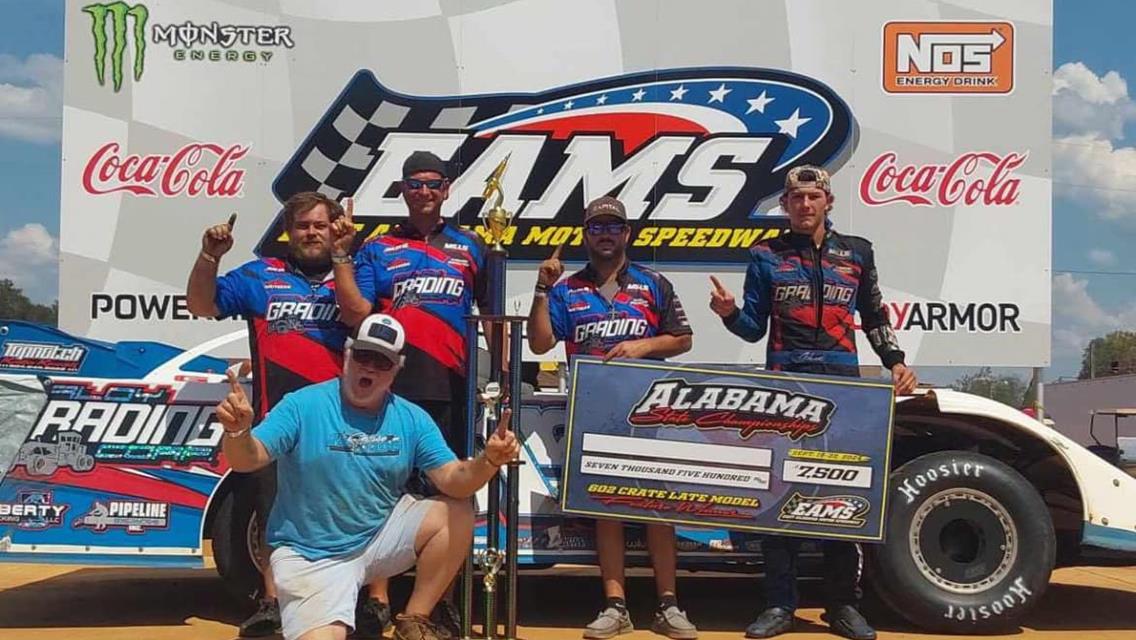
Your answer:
[479,547,505,594]
[481,154,514,252]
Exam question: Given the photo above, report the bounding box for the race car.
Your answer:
[1,319,1133,634]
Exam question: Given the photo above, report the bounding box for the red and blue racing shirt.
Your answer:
[215,257,347,419]
[549,261,692,357]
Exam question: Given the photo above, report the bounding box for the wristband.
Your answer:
[331,253,352,265]
[199,251,219,264]
[535,281,551,294]
[224,427,251,439]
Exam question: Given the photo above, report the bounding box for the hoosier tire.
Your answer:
[869,451,1055,634]
[211,484,266,601]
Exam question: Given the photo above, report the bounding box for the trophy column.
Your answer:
[462,156,525,640]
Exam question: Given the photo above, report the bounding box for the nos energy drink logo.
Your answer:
[264,68,855,264]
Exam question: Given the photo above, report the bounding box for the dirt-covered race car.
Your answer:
[1,319,1133,634]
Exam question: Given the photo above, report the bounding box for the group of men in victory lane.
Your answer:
[186,150,916,640]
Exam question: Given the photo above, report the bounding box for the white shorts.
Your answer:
[270,494,437,640]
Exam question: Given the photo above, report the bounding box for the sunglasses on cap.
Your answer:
[403,178,447,190]
[350,348,395,371]
[585,222,627,236]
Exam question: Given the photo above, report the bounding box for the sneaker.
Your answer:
[744,606,794,639]
[651,605,698,639]
[821,605,876,640]
[583,606,634,639]
[354,597,392,639]
[394,613,444,640]
[430,599,462,640]
[238,598,281,638]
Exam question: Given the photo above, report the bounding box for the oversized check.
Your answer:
[561,357,895,542]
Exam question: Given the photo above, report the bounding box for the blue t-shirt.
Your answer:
[254,379,457,560]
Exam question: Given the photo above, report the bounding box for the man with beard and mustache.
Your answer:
[187,191,349,637]
[708,165,917,640]
[331,151,489,637]
[527,196,697,640]
[216,313,520,640]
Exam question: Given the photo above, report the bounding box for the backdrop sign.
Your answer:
[561,357,895,542]
[60,1,1052,365]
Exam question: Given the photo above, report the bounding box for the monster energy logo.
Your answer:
[83,2,148,92]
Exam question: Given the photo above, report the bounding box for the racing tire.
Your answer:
[868,451,1055,634]
[211,485,266,601]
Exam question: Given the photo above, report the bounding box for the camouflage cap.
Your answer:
[785,165,831,193]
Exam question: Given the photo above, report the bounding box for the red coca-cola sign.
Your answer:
[859,151,1027,207]
[82,142,249,197]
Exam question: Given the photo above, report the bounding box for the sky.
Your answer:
[0,1,1133,385]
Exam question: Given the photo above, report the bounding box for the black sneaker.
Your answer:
[821,605,876,640]
[744,606,794,639]
[239,598,281,638]
[354,597,392,639]
[430,599,462,640]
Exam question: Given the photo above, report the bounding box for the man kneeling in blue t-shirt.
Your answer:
[216,313,520,640]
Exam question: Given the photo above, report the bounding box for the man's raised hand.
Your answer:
[708,275,738,318]
[485,407,520,467]
[216,369,253,434]
[537,242,566,288]
[201,213,236,259]
[331,197,357,256]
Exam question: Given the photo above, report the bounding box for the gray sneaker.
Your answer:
[652,605,699,639]
[583,607,634,639]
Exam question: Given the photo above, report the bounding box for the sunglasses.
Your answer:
[586,222,628,236]
[350,348,395,371]
[403,178,447,190]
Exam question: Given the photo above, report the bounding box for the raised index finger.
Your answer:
[709,275,727,294]
[550,242,566,261]
[344,197,354,221]
[226,369,243,394]
[496,408,512,436]
[226,212,237,230]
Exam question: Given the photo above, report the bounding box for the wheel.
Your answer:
[30,456,56,476]
[73,455,95,472]
[211,484,267,601]
[868,451,1055,634]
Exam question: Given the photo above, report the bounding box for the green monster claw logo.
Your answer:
[83,2,149,92]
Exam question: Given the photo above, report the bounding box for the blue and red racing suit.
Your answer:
[215,257,348,419]
[354,220,488,402]
[549,261,692,357]
[723,228,904,377]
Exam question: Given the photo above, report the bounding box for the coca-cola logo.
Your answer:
[82,142,249,197]
[859,151,1026,207]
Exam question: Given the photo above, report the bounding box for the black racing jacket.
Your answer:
[723,227,905,377]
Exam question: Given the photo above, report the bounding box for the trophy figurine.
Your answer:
[479,547,505,594]
[481,154,513,253]
[479,381,503,422]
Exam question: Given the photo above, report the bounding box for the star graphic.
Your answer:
[631,88,646,101]
[708,83,731,103]
[775,109,811,138]
[669,85,688,101]
[596,94,609,105]
[746,91,774,114]
[563,101,574,110]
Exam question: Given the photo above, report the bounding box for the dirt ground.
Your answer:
[1,562,1135,639]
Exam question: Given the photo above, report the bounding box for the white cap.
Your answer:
[346,314,406,363]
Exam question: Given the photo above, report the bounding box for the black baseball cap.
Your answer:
[402,151,449,179]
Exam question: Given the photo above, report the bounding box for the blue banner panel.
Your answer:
[561,357,895,542]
